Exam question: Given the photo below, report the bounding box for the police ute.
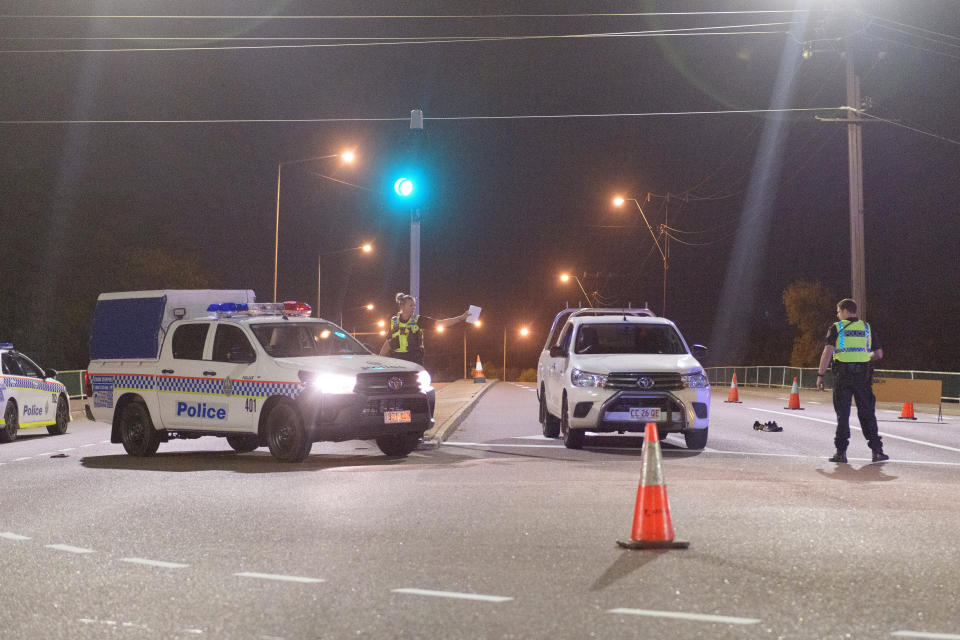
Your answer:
[1,343,70,443]
[85,290,435,462]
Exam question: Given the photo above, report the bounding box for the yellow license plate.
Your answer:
[384,410,411,424]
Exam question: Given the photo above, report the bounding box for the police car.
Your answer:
[85,291,435,462]
[0,343,70,443]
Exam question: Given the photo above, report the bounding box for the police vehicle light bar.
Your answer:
[206,301,312,318]
[0,342,13,349]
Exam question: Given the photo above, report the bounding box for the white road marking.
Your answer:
[46,544,95,554]
[751,408,960,453]
[608,607,761,625]
[1,532,31,541]
[808,401,822,405]
[891,632,960,639]
[58,448,76,452]
[13,457,32,462]
[235,572,324,583]
[83,443,100,447]
[121,557,189,569]
[38,451,56,456]
[392,588,513,603]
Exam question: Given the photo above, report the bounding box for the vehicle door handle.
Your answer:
[161,369,174,374]
[203,371,217,376]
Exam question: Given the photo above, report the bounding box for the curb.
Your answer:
[418,380,499,449]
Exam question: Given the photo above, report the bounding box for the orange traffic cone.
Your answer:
[617,423,689,550]
[784,377,804,410]
[473,355,486,383]
[898,402,917,420]
[724,373,742,403]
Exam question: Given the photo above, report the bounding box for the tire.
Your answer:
[119,401,161,456]
[47,396,70,435]
[1,401,18,443]
[265,400,312,462]
[226,434,259,453]
[375,431,422,457]
[684,427,709,450]
[540,389,560,439]
[560,395,584,450]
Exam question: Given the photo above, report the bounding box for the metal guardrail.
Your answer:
[55,369,86,399]
[706,366,960,403]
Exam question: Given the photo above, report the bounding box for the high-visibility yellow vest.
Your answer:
[389,314,423,354]
[833,320,872,363]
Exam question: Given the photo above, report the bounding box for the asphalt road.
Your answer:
[2,384,959,639]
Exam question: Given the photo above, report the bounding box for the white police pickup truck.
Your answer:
[85,290,434,462]
[1,343,70,442]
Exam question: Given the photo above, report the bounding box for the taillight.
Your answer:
[84,371,92,397]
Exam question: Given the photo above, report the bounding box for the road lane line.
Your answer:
[13,457,32,462]
[608,607,760,625]
[46,544,95,554]
[235,572,324,583]
[58,448,76,452]
[121,557,189,569]
[891,632,960,639]
[1,532,31,541]
[392,588,513,603]
[751,408,960,453]
[83,443,100,447]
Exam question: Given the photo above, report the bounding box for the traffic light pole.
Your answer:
[409,109,424,314]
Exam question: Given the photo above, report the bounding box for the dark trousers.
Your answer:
[832,365,883,452]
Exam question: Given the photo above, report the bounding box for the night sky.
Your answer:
[2,0,958,378]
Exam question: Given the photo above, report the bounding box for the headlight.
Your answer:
[417,369,433,393]
[571,368,607,388]
[681,370,710,389]
[299,370,357,394]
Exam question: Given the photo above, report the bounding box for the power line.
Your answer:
[0,24,794,54]
[0,107,844,126]
[859,111,960,146]
[0,10,810,21]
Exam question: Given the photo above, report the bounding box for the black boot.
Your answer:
[872,449,889,462]
[829,450,847,463]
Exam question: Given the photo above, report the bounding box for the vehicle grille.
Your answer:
[355,371,421,395]
[605,372,683,390]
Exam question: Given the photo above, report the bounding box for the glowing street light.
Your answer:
[274,148,357,302]
[316,242,374,319]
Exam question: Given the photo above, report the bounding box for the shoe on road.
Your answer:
[829,451,848,463]
[872,450,890,462]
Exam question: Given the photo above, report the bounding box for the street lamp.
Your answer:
[274,149,356,302]
[503,326,530,382]
[613,195,668,316]
[316,242,374,319]
[559,273,595,307]
[463,320,481,379]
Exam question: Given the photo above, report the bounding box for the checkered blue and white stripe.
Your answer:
[1,375,66,394]
[96,373,302,399]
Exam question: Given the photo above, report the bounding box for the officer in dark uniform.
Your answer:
[816,298,889,463]
[379,292,469,366]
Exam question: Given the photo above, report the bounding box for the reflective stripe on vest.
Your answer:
[833,320,871,362]
[390,314,422,353]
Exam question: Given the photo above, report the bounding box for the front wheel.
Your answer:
[684,427,708,450]
[119,402,161,456]
[47,396,70,435]
[375,431,422,457]
[265,400,312,462]
[1,401,18,443]
[560,395,584,450]
[540,390,560,439]
[226,434,259,453]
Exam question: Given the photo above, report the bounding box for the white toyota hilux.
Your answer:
[537,309,710,450]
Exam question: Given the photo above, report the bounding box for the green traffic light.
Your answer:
[394,177,414,197]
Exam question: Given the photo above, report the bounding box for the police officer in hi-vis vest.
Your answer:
[380,293,469,366]
[816,298,889,463]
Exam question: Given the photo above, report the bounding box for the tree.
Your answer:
[783,280,835,367]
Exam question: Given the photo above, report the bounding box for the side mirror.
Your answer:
[691,344,708,362]
[549,345,568,358]
[45,368,58,379]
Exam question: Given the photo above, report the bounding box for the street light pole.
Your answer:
[846,52,867,319]
[273,150,355,302]
[315,243,373,320]
[560,273,595,307]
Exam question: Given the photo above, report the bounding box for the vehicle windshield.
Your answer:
[574,323,687,355]
[251,322,370,358]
